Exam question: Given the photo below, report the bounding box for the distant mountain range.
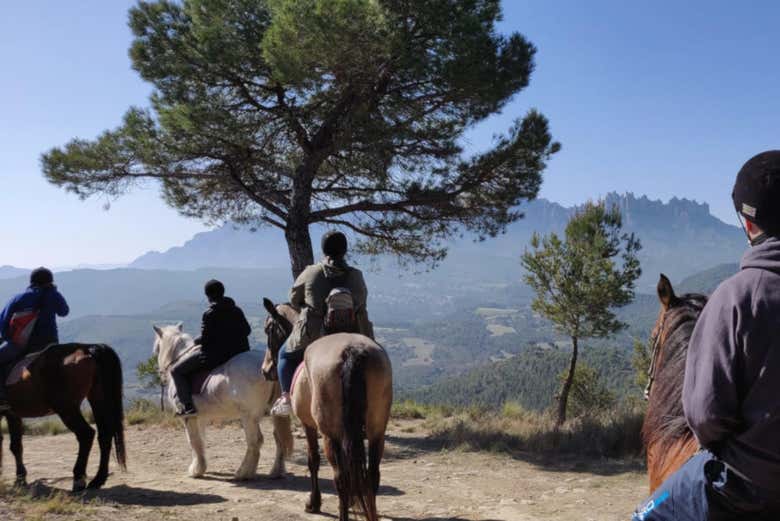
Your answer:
[126,193,747,291]
[0,266,28,279]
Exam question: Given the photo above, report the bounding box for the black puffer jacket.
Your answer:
[195,297,251,366]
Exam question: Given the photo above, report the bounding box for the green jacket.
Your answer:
[286,257,374,352]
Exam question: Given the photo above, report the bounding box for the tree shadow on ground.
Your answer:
[201,471,404,497]
[385,430,645,477]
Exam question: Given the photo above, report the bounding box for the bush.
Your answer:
[564,362,617,418]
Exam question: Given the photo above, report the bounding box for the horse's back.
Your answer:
[192,350,273,416]
[7,344,96,418]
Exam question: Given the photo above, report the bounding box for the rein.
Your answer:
[160,341,200,376]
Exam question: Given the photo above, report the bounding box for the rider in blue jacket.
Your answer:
[0,267,69,411]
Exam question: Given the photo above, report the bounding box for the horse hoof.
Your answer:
[72,478,87,493]
[305,500,321,513]
[87,477,106,490]
[14,476,27,488]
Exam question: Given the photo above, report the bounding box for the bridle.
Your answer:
[644,311,668,400]
[159,341,200,378]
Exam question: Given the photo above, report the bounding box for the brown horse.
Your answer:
[0,343,126,491]
[643,275,706,491]
[262,298,393,521]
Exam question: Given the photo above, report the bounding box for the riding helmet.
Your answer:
[733,150,780,236]
[321,230,348,258]
[30,267,54,287]
[204,279,225,301]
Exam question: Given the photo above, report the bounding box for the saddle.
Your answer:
[4,344,63,386]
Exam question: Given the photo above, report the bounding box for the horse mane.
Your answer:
[642,293,708,453]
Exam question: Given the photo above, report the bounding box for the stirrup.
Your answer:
[271,397,291,417]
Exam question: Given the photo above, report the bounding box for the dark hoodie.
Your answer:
[195,296,251,366]
[683,238,780,492]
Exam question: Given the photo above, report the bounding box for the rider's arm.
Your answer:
[353,271,374,339]
[682,284,743,452]
[197,310,211,351]
[0,295,21,340]
[289,269,307,309]
[52,288,70,317]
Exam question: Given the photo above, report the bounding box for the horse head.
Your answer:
[261,298,297,381]
[152,322,192,382]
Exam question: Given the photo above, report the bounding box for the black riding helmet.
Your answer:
[733,150,780,244]
[321,230,348,258]
[204,279,225,302]
[30,267,54,287]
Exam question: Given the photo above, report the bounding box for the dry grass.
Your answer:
[0,480,94,520]
[396,400,645,459]
[125,398,178,428]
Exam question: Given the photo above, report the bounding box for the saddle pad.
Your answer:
[290,362,305,398]
[6,351,44,386]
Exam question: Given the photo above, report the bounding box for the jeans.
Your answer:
[0,341,28,400]
[632,450,780,520]
[170,349,208,410]
[278,342,304,394]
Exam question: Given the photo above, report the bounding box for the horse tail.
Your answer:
[90,344,127,470]
[334,346,376,521]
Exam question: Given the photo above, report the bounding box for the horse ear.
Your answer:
[657,273,678,309]
[153,325,163,337]
[175,321,184,332]
[263,298,277,316]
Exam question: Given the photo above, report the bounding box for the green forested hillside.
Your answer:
[401,344,638,411]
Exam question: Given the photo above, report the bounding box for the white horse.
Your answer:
[152,323,293,480]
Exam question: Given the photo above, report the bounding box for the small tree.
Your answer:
[41,0,559,279]
[136,355,166,411]
[522,201,641,427]
[632,337,652,391]
[563,361,616,419]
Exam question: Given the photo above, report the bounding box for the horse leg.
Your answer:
[304,426,322,514]
[323,435,350,521]
[235,414,261,480]
[7,414,26,486]
[184,417,206,478]
[368,435,385,499]
[86,395,112,489]
[270,414,292,479]
[57,407,95,492]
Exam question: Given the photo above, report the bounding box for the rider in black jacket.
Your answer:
[171,280,251,417]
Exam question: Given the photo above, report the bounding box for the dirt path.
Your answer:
[1,419,647,520]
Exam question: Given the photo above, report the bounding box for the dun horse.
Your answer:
[643,274,707,491]
[152,323,293,480]
[263,298,393,521]
[0,343,126,491]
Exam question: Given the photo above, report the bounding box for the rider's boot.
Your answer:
[271,393,292,417]
[175,402,198,419]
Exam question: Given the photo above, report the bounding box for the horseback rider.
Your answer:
[270,230,374,417]
[0,267,70,412]
[170,279,252,418]
[633,151,780,520]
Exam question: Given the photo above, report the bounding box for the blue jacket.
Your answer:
[0,285,70,348]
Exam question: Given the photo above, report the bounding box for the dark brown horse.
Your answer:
[262,299,393,521]
[0,343,126,491]
[643,275,707,491]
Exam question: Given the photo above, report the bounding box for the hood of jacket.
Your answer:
[321,257,349,279]
[740,237,780,274]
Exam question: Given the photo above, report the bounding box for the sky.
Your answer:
[1,0,778,268]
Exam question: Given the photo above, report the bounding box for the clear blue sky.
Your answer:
[1,1,778,268]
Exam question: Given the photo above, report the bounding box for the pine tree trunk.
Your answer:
[556,336,579,428]
[285,221,315,280]
[285,171,316,279]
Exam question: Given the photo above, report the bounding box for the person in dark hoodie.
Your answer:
[270,231,373,417]
[170,279,251,417]
[0,267,69,411]
[632,151,780,520]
